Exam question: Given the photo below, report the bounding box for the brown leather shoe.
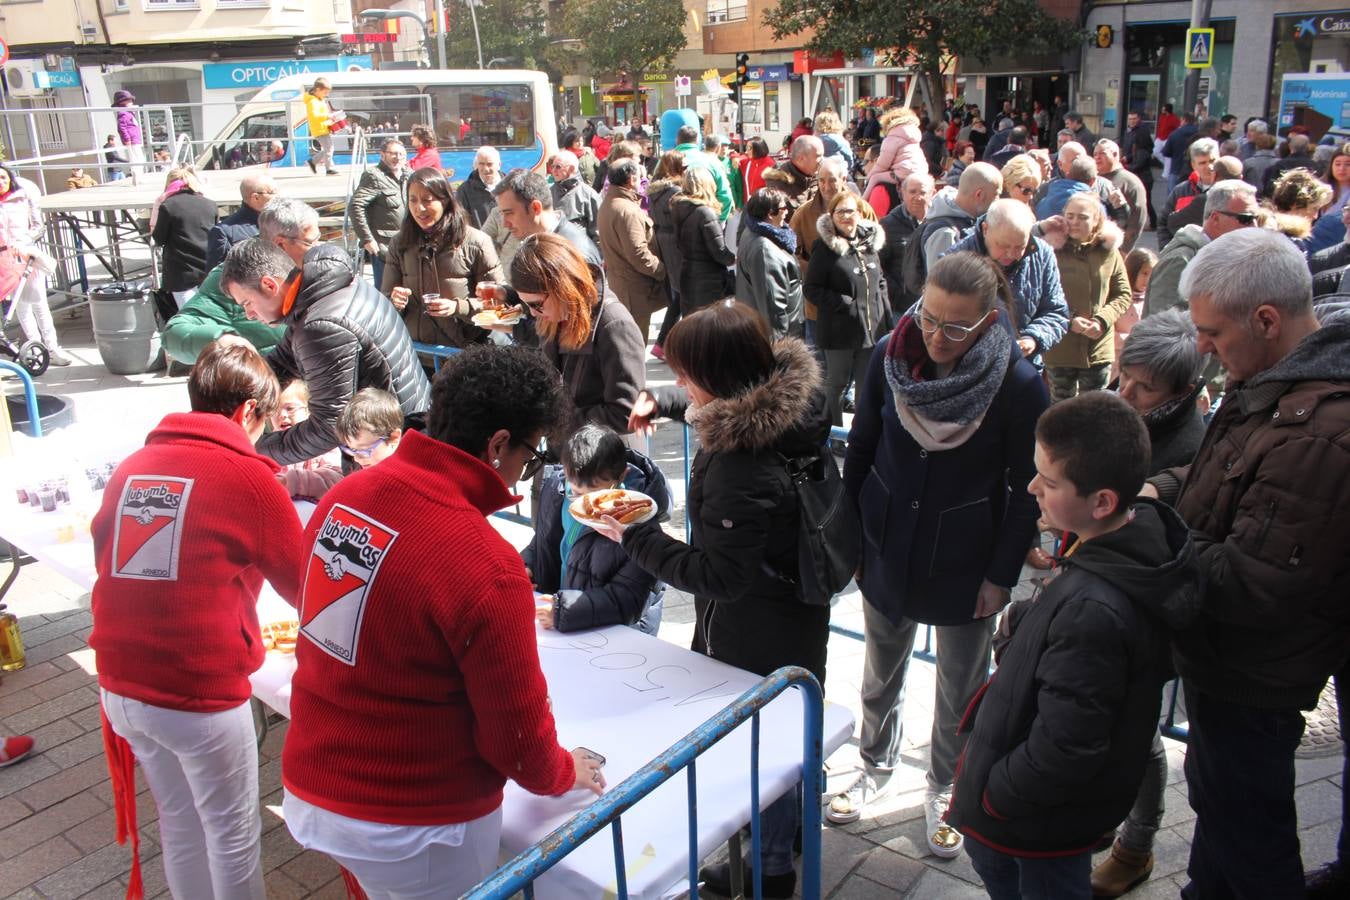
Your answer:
[1091,839,1154,898]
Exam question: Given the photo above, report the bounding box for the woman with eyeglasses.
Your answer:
[382,166,503,351]
[510,232,645,434]
[829,252,1048,860]
[735,187,803,337]
[282,345,606,899]
[1043,193,1132,403]
[1000,154,1043,209]
[594,300,830,898]
[804,189,888,427]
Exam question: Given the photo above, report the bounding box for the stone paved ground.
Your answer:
[2,270,1343,899]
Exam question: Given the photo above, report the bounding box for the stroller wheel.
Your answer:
[17,340,49,377]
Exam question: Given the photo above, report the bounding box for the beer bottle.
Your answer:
[0,604,25,672]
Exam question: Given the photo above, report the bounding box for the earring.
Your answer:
[492,459,501,469]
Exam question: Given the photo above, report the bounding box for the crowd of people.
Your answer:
[5,94,1349,900]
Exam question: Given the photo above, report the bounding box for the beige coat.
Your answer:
[1043,237,1131,368]
[597,186,666,319]
[382,226,503,348]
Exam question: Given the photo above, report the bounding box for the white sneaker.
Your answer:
[46,348,73,366]
[924,787,963,858]
[825,769,891,825]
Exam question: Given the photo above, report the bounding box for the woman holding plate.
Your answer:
[592,300,830,899]
[510,233,645,434]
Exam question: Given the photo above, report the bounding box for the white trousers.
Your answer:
[12,269,61,350]
[318,808,502,900]
[101,689,265,900]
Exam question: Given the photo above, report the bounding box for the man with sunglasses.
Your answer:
[1145,179,1258,319]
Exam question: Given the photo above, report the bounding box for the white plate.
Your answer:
[568,489,657,527]
[471,308,522,328]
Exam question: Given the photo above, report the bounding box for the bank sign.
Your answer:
[1278,72,1350,129]
[1291,12,1350,39]
[202,55,374,91]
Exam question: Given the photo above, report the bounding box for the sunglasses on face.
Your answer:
[1215,209,1258,226]
[518,441,550,480]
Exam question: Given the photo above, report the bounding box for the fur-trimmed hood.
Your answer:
[686,338,825,453]
[763,161,812,191]
[815,213,885,257]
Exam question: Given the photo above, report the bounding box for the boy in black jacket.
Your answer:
[949,392,1200,899]
[523,424,670,633]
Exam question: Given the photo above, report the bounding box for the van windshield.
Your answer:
[208,109,288,170]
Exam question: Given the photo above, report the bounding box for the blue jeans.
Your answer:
[369,251,386,294]
[966,840,1091,900]
[1180,683,1306,900]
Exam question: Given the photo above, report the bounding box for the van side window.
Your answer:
[425,84,534,149]
[208,109,289,170]
[323,88,432,143]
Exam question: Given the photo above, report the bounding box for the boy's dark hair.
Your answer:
[561,424,627,487]
[337,388,403,442]
[1036,393,1150,515]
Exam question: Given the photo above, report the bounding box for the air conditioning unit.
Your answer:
[80,23,100,40]
[4,60,50,98]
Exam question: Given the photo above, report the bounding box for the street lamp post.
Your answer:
[357,9,439,69]
[463,0,484,70]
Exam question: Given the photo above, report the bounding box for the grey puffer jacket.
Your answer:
[258,245,431,466]
[349,163,408,252]
[552,177,601,244]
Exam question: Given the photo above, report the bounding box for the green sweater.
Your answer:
[673,142,734,221]
[162,265,287,364]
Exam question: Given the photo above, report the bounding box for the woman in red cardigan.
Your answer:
[282,345,606,897]
[740,138,775,204]
[91,340,305,899]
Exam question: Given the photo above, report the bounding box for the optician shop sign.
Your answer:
[202,56,373,91]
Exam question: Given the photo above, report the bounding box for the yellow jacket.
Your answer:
[303,92,331,138]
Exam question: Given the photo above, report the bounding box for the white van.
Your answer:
[197,69,557,179]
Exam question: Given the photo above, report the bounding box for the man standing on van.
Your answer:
[304,77,338,176]
[351,139,409,289]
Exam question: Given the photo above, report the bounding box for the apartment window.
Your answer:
[114,0,128,10]
[215,0,270,7]
[706,0,747,25]
[26,97,69,151]
[143,0,199,10]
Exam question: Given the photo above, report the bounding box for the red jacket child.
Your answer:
[90,411,305,711]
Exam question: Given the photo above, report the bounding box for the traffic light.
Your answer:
[736,53,750,86]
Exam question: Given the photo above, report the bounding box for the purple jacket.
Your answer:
[117,108,142,147]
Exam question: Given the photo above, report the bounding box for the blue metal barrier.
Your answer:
[410,341,460,373]
[465,666,826,900]
[0,360,43,438]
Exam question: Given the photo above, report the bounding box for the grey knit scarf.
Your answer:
[883,312,1013,450]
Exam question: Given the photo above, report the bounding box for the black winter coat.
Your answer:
[647,180,683,297]
[152,190,218,292]
[623,339,832,683]
[523,450,672,633]
[804,216,889,351]
[205,205,259,270]
[877,204,920,307]
[671,197,735,312]
[948,501,1200,856]
[455,172,496,229]
[843,331,1048,625]
[540,295,646,434]
[257,245,432,466]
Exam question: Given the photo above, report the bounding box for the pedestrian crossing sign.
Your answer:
[1186,28,1215,69]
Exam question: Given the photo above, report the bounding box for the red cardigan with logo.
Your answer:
[281,430,575,825]
[90,412,305,712]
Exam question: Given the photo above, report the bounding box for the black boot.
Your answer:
[698,861,796,899]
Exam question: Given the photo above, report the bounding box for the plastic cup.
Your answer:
[38,489,57,513]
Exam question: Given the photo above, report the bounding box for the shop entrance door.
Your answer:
[1127,74,1161,129]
